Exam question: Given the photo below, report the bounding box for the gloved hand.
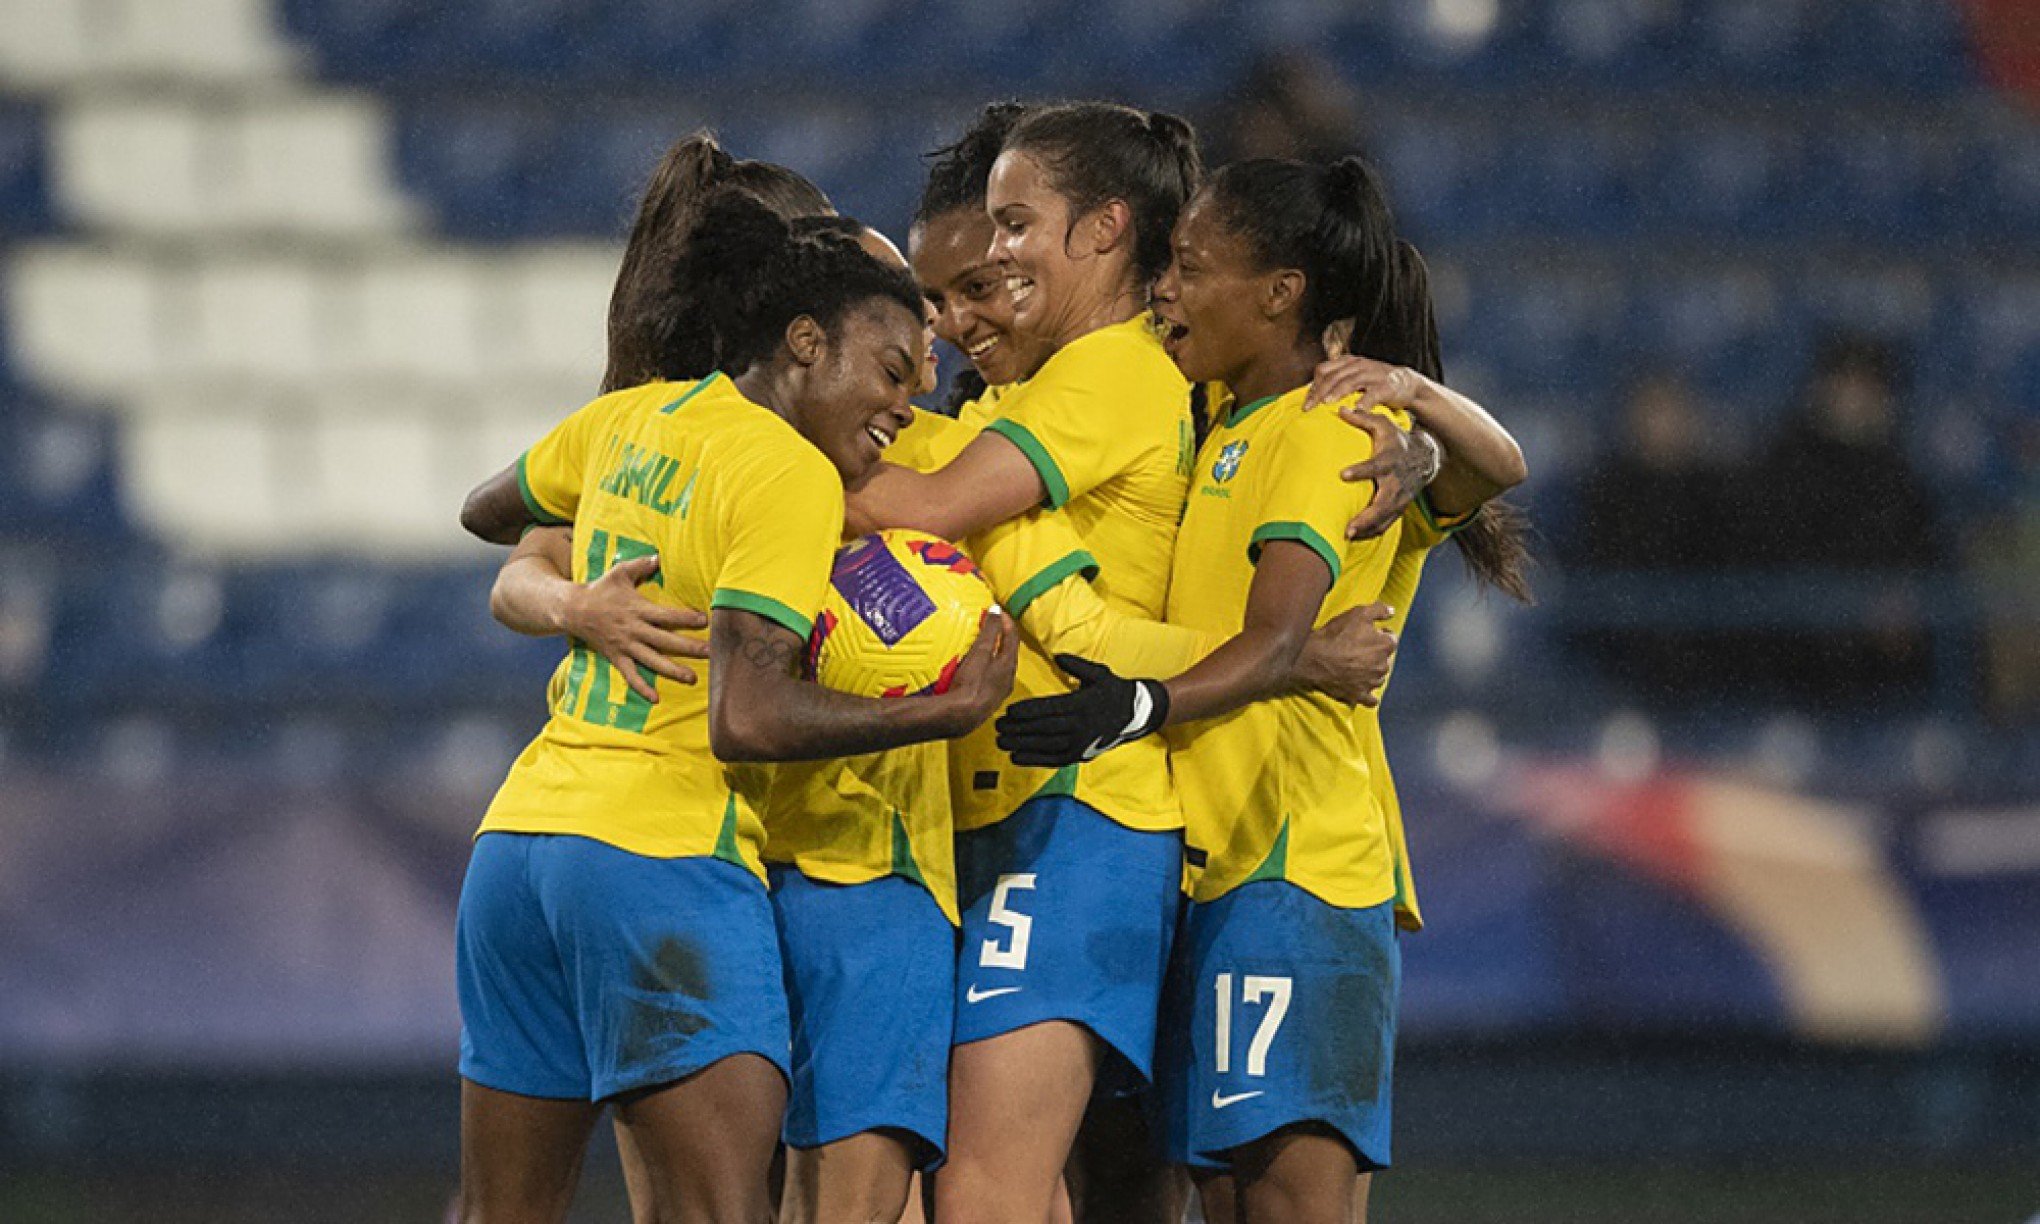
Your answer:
[994,654,1170,768]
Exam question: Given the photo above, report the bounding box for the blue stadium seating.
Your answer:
[0,99,49,236]
[5,0,2035,795]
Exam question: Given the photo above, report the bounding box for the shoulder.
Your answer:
[1269,394,1411,463]
[1026,315,1186,399]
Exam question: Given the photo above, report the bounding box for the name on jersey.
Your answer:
[597,439,698,518]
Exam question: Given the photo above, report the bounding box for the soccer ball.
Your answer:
[809,529,993,697]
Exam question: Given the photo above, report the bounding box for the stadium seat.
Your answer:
[352,253,489,381]
[5,245,168,396]
[120,405,295,553]
[231,95,417,236]
[189,258,330,384]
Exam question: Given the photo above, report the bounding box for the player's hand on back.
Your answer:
[1303,356,1443,541]
[1293,601,1397,707]
[562,554,711,703]
[935,608,1019,734]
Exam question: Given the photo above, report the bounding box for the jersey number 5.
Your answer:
[979,874,1037,971]
[1213,972,1292,1077]
[557,528,661,733]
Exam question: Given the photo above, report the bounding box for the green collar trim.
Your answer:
[1226,392,1280,429]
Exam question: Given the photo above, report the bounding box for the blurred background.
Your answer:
[0,0,2036,1220]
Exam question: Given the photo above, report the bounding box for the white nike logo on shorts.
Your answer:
[1211,1089,1265,1110]
[964,985,1022,1004]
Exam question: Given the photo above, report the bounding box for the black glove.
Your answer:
[995,654,1170,767]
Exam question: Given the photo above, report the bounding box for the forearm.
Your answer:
[489,528,578,637]
[1016,579,1221,678]
[1161,622,1309,728]
[1404,379,1526,515]
[461,464,536,544]
[710,611,965,762]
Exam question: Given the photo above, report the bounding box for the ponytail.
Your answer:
[665,187,922,378]
[1355,241,1536,605]
[602,131,831,392]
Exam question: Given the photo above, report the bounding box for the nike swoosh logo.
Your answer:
[1211,1089,1265,1110]
[964,985,1022,1004]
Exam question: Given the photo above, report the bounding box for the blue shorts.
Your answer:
[1158,881,1400,1171]
[457,832,790,1102]
[953,795,1182,1089]
[769,866,955,1167]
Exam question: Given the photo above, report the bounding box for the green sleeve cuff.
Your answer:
[711,588,814,642]
[1415,491,1478,537]
[1005,550,1099,619]
[515,454,571,527]
[983,417,1072,510]
[1248,521,1342,582]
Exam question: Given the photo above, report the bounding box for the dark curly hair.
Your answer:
[668,188,923,378]
[602,131,833,392]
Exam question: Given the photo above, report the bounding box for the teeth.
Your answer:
[967,337,997,357]
[866,426,893,448]
[1006,276,1034,304]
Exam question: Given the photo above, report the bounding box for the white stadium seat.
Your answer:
[49,96,215,235]
[491,245,621,386]
[6,245,169,396]
[190,258,329,383]
[354,253,489,382]
[0,0,292,86]
[123,402,295,554]
[233,95,416,236]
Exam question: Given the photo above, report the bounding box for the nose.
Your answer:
[1152,260,1181,304]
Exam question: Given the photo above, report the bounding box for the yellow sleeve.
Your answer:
[515,396,620,526]
[974,508,1220,679]
[1248,405,1412,581]
[1022,577,1222,679]
[1402,492,1480,551]
[709,445,845,642]
[979,339,1152,510]
[889,407,976,475]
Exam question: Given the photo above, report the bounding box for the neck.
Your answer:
[1047,274,1145,351]
[1225,335,1323,415]
[733,364,800,428]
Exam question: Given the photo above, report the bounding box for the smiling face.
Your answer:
[785,299,923,483]
[985,148,1135,350]
[910,207,1049,387]
[1150,193,1289,388]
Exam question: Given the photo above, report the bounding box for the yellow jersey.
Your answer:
[758,406,970,921]
[480,374,844,880]
[1164,386,1409,908]
[959,315,1195,834]
[1356,494,1472,931]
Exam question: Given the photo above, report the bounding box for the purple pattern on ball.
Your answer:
[830,537,936,646]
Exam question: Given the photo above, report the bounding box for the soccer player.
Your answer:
[995,158,1528,1223]
[837,101,1203,1223]
[450,190,1015,1224]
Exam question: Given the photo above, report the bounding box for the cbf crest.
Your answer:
[1212,440,1249,484]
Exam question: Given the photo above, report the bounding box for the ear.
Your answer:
[1263,269,1306,322]
[784,315,826,367]
[1082,199,1135,259]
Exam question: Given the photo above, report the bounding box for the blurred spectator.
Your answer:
[1207,49,1369,164]
[1570,373,1735,698]
[1967,414,2040,723]
[1741,335,1945,705]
